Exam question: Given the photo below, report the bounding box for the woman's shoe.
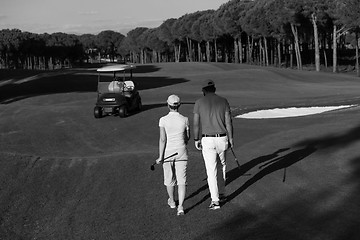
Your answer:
[167,198,176,209]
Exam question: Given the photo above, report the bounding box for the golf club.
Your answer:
[230,147,241,170]
[150,152,178,171]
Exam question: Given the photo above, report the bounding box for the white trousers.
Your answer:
[201,136,228,202]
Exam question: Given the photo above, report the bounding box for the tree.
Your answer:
[137,28,167,63]
[214,0,249,63]
[143,28,168,63]
[124,27,148,63]
[175,12,204,62]
[96,30,125,62]
[158,18,178,62]
[339,0,360,77]
[302,0,332,72]
[198,10,217,62]
[0,29,23,68]
[78,34,98,63]
[282,0,307,70]
[265,0,293,67]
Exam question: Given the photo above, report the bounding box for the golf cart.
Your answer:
[94,64,142,118]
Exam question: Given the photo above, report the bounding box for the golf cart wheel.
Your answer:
[118,105,128,118]
[94,107,102,118]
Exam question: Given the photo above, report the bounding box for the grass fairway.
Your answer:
[0,62,360,240]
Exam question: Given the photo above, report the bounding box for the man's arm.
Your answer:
[193,113,200,140]
[193,113,202,150]
[225,110,234,147]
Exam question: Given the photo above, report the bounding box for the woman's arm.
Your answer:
[157,127,167,164]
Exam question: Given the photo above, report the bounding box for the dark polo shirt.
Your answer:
[193,92,230,135]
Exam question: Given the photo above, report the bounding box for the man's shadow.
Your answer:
[185,123,360,213]
[226,148,290,185]
[225,145,317,203]
[184,148,292,213]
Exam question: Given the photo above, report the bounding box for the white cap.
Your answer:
[167,94,181,106]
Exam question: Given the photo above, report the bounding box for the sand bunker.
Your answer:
[236,105,356,119]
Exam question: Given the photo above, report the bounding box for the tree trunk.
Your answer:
[234,39,239,63]
[270,39,274,65]
[186,37,192,62]
[238,38,243,64]
[264,37,269,66]
[277,39,282,67]
[290,42,293,68]
[174,45,178,62]
[311,13,320,72]
[214,38,218,63]
[291,24,302,70]
[197,42,202,62]
[206,41,210,62]
[174,44,181,63]
[152,50,157,63]
[356,32,359,77]
[333,25,337,73]
[247,35,254,63]
[259,40,264,66]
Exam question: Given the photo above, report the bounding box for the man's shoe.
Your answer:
[167,198,176,209]
[177,206,185,216]
[209,201,220,210]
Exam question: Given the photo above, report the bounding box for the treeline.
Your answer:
[0,29,124,70]
[1,0,360,76]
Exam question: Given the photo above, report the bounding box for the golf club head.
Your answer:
[150,153,177,171]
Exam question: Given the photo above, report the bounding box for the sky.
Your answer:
[0,0,229,35]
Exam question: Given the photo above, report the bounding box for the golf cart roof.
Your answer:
[97,64,136,72]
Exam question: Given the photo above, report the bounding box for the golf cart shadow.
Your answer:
[0,68,188,105]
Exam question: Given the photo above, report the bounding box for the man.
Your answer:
[156,94,190,216]
[193,80,233,210]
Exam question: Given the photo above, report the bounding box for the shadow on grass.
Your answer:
[294,124,360,152]
[194,151,360,240]
[225,145,317,203]
[184,148,290,213]
[184,147,314,214]
[224,123,360,204]
[190,124,360,238]
[0,70,188,104]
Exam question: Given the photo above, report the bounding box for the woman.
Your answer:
[156,94,190,216]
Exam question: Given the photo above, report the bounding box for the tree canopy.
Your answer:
[1,0,359,76]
